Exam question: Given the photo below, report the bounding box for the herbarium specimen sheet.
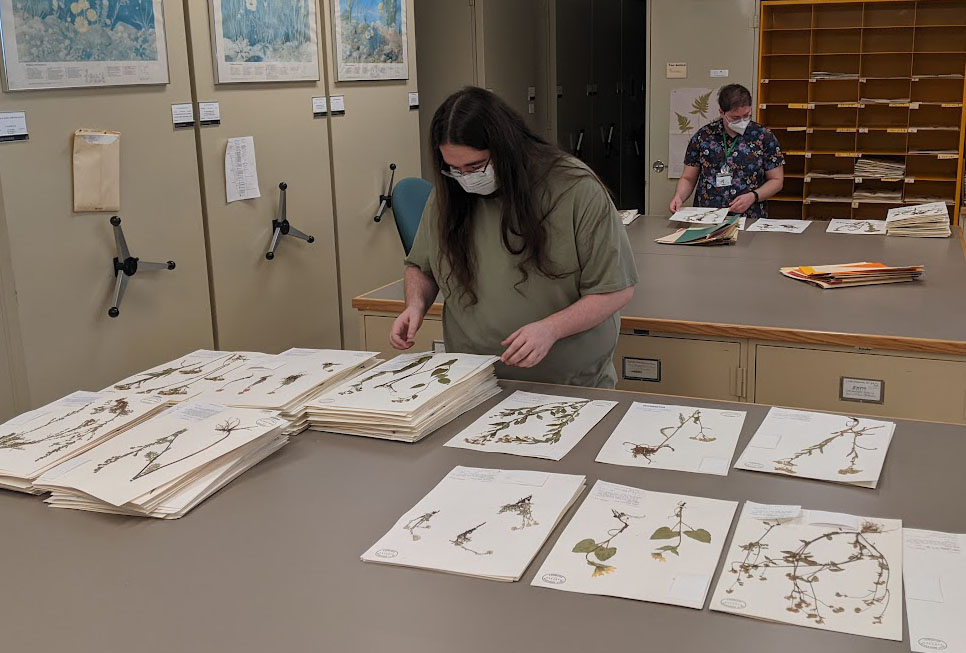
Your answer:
[710,503,903,641]
[595,402,747,475]
[444,391,617,461]
[531,480,737,608]
[361,466,586,581]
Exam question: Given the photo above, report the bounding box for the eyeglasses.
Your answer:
[440,158,491,179]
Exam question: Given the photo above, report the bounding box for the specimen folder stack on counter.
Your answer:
[188,348,380,436]
[304,353,501,443]
[886,202,952,238]
[361,466,586,581]
[780,262,924,288]
[0,391,168,494]
[656,215,740,246]
[35,403,289,519]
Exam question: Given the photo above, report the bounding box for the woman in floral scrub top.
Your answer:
[670,84,785,219]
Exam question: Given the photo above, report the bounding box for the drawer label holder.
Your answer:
[840,376,885,404]
[623,357,661,383]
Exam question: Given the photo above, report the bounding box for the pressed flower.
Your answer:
[591,563,616,578]
[651,552,666,562]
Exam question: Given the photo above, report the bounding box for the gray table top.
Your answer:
[356,218,966,350]
[3,380,964,652]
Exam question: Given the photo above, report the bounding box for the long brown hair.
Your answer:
[430,86,593,305]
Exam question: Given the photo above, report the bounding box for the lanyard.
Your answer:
[722,131,739,160]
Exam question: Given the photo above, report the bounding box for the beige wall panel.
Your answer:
[0,177,28,421]
[185,1,342,353]
[363,314,442,359]
[413,0,477,177]
[615,333,744,401]
[755,345,966,425]
[646,0,758,213]
[320,0,421,350]
[0,1,213,407]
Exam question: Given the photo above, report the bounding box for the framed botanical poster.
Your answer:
[0,0,170,90]
[209,0,320,83]
[331,0,408,81]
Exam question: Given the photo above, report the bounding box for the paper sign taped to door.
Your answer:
[72,129,121,212]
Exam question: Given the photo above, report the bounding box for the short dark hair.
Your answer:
[718,84,753,112]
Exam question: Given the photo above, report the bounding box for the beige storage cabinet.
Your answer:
[363,315,444,358]
[615,332,746,401]
[755,344,966,424]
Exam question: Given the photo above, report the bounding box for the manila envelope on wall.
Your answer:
[72,129,121,212]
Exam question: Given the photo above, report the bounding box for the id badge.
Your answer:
[715,174,732,188]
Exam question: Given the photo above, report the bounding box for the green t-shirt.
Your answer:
[405,160,638,388]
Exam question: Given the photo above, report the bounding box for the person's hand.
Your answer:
[501,321,559,368]
[389,306,425,350]
[729,193,755,215]
[669,196,683,213]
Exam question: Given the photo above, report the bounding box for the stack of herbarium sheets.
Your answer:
[107,350,272,401]
[188,348,380,436]
[0,391,167,494]
[886,202,952,238]
[304,353,501,442]
[34,403,289,519]
[361,466,586,581]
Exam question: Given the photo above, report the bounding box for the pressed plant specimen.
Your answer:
[94,417,253,481]
[624,409,714,463]
[572,509,643,577]
[832,220,880,234]
[450,522,493,556]
[650,501,712,562]
[113,353,247,394]
[724,520,893,627]
[0,397,134,463]
[238,375,271,396]
[773,417,884,476]
[268,373,306,395]
[403,510,438,541]
[498,495,539,531]
[464,400,589,447]
[755,222,799,232]
[339,355,457,403]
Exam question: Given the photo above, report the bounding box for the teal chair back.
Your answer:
[393,177,433,254]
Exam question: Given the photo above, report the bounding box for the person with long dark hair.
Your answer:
[389,87,637,388]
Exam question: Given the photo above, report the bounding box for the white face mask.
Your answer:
[727,118,751,135]
[452,164,498,195]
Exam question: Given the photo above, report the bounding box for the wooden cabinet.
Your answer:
[759,0,966,224]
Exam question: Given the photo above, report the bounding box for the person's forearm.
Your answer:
[754,177,783,201]
[673,176,697,203]
[541,287,634,341]
[404,265,439,314]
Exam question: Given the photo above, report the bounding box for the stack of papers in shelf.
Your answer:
[0,391,167,494]
[855,157,906,178]
[361,466,586,582]
[35,403,290,519]
[710,503,903,641]
[107,350,272,401]
[669,207,728,224]
[806,170,854,180]
[904,528,966,653]
[303,353,501,443]
[853,188,903,203]
[780,261,924,288]
[531,481,738,607]
[188,348,380,436]
[826,218,888,235]
[860,97,911,104]
[811,71,859,80]
[909,148,959,155]
[806,193,853,203]
[886,202,952,237]
[618,209,640,226]
[734,408,896,487]
[655,215,740,246]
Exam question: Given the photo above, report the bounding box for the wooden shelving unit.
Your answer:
[758,0,966,224]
